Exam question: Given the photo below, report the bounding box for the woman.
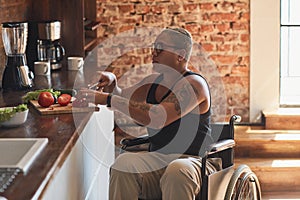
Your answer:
[78,27,221,200]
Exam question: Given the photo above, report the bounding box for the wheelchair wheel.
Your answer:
[224,164,261,200]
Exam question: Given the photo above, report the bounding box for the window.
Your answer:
[280,0,300,106]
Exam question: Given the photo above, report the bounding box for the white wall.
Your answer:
[250,0,281,122]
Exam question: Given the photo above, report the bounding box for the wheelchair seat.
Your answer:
[120,115,262,200]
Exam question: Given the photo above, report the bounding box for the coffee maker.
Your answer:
[1,22,34,90]
[37,21,65,70]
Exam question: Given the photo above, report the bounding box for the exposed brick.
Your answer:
[113,54,143,65]
[210,13,239,22]
[215,23,231,33]
[183,3,199,12]
[102,47,121,57]
[151,5,168,14]
[118,4,135,14]
[217,44,232,52]
[167,4,182,14]
[143,14,165,23]
[223,33,240,41]
[110,16,123,24]
[185,24,200,35]
[231,66,249,76]
[232,22,249,31]
[119,25,135,32]
[0,0,252,122]
[135,4,151,14]
[239,56,250,66]
[210,55,239,65]
[240,33,249,42]
[104,5,119,16]
[121,15,143,24]
[210,34,225,43]
[216,1,234,12]
[143,54,152,64]
[240,11,250,21]
[218,65,232,77]
[234,2,249,11]
[233,44,249,53]
[201,43,215,52]
[200,24,214,33]
[201,13,210,21]
[199,3,215,11]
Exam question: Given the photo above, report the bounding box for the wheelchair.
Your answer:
[120,115,262,200]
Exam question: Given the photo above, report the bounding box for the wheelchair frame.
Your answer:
[120,115,262,200]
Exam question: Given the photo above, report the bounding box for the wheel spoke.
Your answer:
[224,165,262,200]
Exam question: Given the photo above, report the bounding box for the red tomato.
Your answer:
[57,94,72,106]
[38,92,55,108]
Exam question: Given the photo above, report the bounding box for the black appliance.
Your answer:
[36,21,65,70]
[1,22,34,90]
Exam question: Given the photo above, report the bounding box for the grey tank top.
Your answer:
[146,71,213,156]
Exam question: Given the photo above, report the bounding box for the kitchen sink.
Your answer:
[0,138,48,173]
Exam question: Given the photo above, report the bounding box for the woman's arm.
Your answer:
[97,71,157,99]
[112,75,209,129]
[85,75,210,130]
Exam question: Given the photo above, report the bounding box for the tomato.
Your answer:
[38,92,55,108]
[57,94,72,106]
[72,97,88,108]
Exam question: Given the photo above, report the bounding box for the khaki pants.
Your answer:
[109,151,221,200]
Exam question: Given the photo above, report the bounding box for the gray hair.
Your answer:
[162,27,193,60]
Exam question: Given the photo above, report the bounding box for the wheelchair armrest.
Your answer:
[120,135,149,150]
[207,139,235,156]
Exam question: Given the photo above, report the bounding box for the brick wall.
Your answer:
[0,0,250,122]
[95,0,250,122]
[0,0,32,87]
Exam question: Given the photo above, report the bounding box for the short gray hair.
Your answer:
[162,27,193,60]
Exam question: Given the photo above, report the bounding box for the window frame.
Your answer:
[250,0,280,122]
[279,0,300,106]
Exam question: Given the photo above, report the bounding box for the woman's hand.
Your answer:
[97,71,117,93]
[76,89,109,106]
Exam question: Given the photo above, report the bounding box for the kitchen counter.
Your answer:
[0,65,114,199]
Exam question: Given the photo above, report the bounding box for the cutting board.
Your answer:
[29,100,99,115]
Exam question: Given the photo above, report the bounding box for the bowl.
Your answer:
[0,107,29,127]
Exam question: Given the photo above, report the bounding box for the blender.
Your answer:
[1,22,34,90]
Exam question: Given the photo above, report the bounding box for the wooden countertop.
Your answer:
[0,67,101,199]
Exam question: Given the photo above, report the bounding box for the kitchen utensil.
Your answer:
[1,22,34,90]
[36,21,65,70]
[88,82,100,90]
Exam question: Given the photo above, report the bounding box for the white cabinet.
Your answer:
[41,106,114,200]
